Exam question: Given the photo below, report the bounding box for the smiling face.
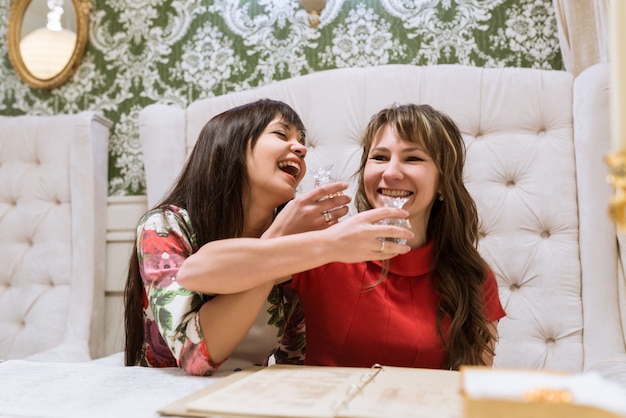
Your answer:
[246,115,307,209]
[364,124,440,233]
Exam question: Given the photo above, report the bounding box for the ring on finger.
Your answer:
[379,240,385,252]
[323,210,333,224]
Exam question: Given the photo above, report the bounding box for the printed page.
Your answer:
[185,364,369,418]
[341,366,462,418]
[184,364,462,418]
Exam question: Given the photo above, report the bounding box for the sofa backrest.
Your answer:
[0,112,110,361]
[139,63,625,372]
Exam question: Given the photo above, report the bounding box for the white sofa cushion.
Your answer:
[0,112,110,362]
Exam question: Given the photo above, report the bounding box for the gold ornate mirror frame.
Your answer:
[7,0,92,90]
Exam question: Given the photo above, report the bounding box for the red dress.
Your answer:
[286,241,505,368]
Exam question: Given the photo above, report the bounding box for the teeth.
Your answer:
[278,160,301,177]
[380,189,411,197]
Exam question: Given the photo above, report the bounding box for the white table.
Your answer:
[0,357,233,418]
[2,354,625,418]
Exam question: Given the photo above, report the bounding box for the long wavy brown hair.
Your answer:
[124,99,306,366]
[354,103,494,369]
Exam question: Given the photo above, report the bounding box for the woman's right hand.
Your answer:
[263,182,352,238]
[322,207,414,262]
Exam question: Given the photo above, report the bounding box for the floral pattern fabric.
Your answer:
[270,285,306,365]
[135,204,306,375]
[136,205,219,376]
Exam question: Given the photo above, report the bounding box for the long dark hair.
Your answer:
[124,99,306,366]
[354,103,493,369]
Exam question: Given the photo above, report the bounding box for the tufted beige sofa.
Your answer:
[0,112,111,362]
[139,63,626,374]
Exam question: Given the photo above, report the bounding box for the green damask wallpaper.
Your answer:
[0,0,563,196]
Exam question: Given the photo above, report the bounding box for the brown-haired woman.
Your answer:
[278,103,505,370]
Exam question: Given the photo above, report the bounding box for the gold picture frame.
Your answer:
[7,0,92,90]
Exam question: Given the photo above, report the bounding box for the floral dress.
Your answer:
[135,205,305,376]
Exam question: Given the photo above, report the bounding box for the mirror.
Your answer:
[7,0,92,90]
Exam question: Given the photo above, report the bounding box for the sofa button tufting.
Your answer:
[509,283,520,291]
[541,230,551,238]
[545,337,556,345]
[506,180,515,188]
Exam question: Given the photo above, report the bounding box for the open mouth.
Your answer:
[278,160,301,178]
[378,188,413,197]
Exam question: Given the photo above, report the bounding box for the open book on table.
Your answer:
[159,364,462,418]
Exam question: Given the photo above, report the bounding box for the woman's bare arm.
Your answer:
[198,282,275,364]
[176,206,413,295]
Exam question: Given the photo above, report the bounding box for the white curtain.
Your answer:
[553,0,610,76]
[616,235,626,352]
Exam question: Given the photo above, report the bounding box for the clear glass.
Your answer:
[377,195,411,245]
[312,165,342,199]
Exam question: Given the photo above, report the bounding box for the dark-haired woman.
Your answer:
[124,99,413,376]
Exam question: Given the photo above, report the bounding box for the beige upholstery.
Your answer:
[139,63,626,373]
[0,112,111,362]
